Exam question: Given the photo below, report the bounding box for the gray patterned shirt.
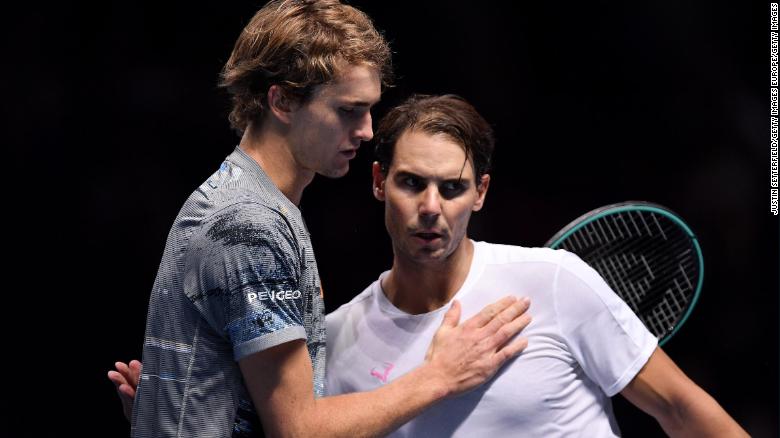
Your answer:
[132,146,326,437]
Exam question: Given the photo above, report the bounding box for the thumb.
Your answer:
[440,300,461,328]
[425,300,461,363]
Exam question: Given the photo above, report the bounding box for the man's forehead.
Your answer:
[316,64,381,104]
[391,130,473,179]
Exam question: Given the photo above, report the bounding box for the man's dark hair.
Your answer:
[374,94,494,181]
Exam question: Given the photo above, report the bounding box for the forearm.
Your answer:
[246,341,454,438]
[657,386,749,438]
[621,348,749,438]
[301,365,450,438]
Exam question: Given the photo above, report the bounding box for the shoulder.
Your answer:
[184,200,302,276]
[326,278,380,328]
[551,249,632,325]
[193,200,292,244]
[553,249,611,291]
[209,199,288,233]
[176,162,290,237]
[479,241,594,276]
[475,240,567,268]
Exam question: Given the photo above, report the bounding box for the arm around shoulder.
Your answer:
[240,296,532,438]
[239,339,449,438]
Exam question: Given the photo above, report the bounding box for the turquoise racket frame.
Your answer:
[545,201,704,346]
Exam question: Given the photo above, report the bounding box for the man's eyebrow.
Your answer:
[394,170,424,180]
[393,170,471,184]
[340,99,376,107]
[444,177,471,185]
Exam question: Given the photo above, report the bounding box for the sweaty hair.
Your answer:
[219,0,392,134]
[374,94,495,181]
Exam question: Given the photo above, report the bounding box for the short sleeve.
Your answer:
[553,251,658,396]
[184,201,307,361]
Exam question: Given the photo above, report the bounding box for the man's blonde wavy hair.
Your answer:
[220,0,392,134]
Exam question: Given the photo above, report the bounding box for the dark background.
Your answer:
[4,1,777,436]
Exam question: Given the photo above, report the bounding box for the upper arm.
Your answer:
[185,202,306,360]
[238,339,317,438]
[620,346,695,420]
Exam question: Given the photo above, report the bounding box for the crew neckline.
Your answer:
[374,240,487,317]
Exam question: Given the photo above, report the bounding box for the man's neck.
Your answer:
[383,239,474,315]
[238,122,314,205]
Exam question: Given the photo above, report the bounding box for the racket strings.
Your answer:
[556,210,700,339]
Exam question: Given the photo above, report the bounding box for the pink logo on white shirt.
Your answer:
[370,362,394,383]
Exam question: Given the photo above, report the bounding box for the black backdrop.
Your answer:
[4,1,777,436]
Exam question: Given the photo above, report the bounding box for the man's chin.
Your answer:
[408,245,450,262]
[318,164,350,179]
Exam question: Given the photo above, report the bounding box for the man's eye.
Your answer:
[402,177,421,189]
[439,182,466,199]
[339,107,355,114]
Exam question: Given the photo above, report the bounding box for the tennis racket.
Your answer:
[545,201,703,345]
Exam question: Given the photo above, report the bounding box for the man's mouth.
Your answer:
[339,149,358,159]
[413,231,443,243]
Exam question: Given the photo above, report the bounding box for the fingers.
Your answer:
[493,336,529,365]
[422,296,533,398]
[485,311,532,352]
[114,361,130,379]
[440,300,462,329]
[482,299,532,366]
[117,383,136,399]
[467,296,518,328]
[108,370,128,388]
[128,360,142,386]
[109,365,138,422]
[480,297,530,338]
[109,360,142,394]
[427,301,462,362]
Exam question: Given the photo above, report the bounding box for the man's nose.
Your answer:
[418,185,442,220]
[353,111,373,142]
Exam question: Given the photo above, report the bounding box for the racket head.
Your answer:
[545,201,703,345]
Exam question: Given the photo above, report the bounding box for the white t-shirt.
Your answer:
[326,241,657,437]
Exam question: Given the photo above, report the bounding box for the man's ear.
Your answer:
[472,174,491,212]
[266,85,296,124]
[372,162,386,201]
